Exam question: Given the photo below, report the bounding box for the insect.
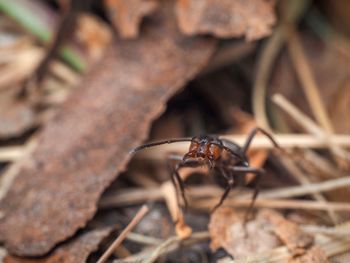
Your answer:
[131,128,280,222]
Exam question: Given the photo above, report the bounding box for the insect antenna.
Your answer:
[130,138,192,153]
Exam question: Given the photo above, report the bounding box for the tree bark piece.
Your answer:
[0,2,216,256]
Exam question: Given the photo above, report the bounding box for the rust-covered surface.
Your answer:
[0,3,216,256]
[175,0,276,40]
[4,228,112,263]
[104,0,159,38]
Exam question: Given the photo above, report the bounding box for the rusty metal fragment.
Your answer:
[104,0,159,38]
[4,228,112,263]
[0,3,216,257]
[176,0,276,40]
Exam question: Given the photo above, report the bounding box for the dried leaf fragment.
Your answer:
[209,208,281,258]
[4,228,112,263]
[260,209,314,255]
[176,0,276,40]
[74,14,112,62]
[0,3,216,257]
[104,0,159,38]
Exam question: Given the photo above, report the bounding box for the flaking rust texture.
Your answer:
[4,228,112,263]
[0,2,216,257]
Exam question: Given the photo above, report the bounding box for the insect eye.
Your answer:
[189,141,199,151]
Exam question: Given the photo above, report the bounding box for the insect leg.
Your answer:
[242,127,280,154]
[173,163,189,209]
[231,166,264,223]
[211,169,235,212]
[167,155,189,209]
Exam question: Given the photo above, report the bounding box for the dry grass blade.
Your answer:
[161,181,179,222]
[97,205,149,263]
[0,139,37,201]
[253,26,284,130]
[126,232,162,246]
[194,198,350,212]
[272,94,350,163]
[100,177,350,210]
[276,155,340,224]
[271,94,346,221]
[0,147,24,162]
[143,232,210,263]
[286,28,350,167]
[252,0,310,129]
[161,181,192,239]
[272,94,324,137]
[287,28,332,133]
[259,176,350,200]
[112,232,209,263]
[100,188,163,208]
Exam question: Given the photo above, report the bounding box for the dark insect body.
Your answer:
[131,128,280,223]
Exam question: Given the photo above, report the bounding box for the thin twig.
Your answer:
[0,146,24,162]
[143,232,210,263]
[277,155,340,224]
[272,93,348,222]
[272,94,323,136]
[113,232,210,263]
[100,188,163,208]
[161,181,180,222]
[0,139,37,201]
[273,94,350,168]
[193,198,350,212]
[258,176,350,200]
[297,149,341,179]
[97,205,149,263]
[100,177,350,209]
[126,232,163,246]
[101,188,350,213]
[272,94,349,160]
